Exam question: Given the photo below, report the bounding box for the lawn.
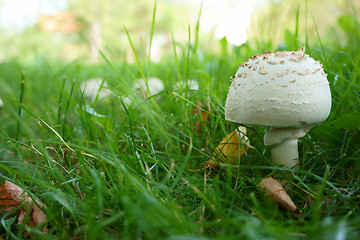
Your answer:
[1,3,360,240]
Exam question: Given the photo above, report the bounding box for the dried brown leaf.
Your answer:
[259,177,297,213]
[0,182,18,213]
[204,126,252,169]
[0,181,47,233]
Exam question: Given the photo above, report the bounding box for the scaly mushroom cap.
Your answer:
[225,47,331,128]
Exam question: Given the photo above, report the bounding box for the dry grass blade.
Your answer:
[259,177,297,213]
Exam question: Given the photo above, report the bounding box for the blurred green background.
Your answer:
[0,0,359,63]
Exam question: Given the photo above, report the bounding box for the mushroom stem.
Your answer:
[270,139,299,169]
[264,127,309,169]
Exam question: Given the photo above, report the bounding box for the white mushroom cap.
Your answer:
[175,80,199,91]
[134,77,164,96]
[81,78,112,102]
[225,48,331,128]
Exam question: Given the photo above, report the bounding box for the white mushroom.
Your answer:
[175,80,199,91]
[134,77,164,97]
[80,78,112,102]
[225,47,331,168]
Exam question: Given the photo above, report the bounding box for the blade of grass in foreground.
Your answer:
[193,1,202,63]
[123,26,147,86]
[62,78,75,138]
[16,101,74,152]
[16,70,25,141]
[57,76,67,124]
[312,15,327,64]
[146,0,157,80]
[171,33,182,83]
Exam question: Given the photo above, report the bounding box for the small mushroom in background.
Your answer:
[120,77,165,107]
[175,80,199,91]
[80,78,112,102]
[134,77,165,98]
[0,97,3,108]
[225,46,331,169]
[80,77,165,109]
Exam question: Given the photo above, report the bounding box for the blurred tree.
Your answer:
[67,0,111,61]
[66,0,188,62]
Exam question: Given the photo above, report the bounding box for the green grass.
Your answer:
[1,4,360,240]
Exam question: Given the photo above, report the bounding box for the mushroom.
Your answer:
[224,47,331,168]
[134,77,164,98]
[81,78,112,102]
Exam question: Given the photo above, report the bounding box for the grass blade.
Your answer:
[16,70,25,141]
[147,0,157,79]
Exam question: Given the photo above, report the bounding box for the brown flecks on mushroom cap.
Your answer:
[267,60,278,65]
[311,68,321,74]
[231,81,237,90]
[289,57,303,62]
[276,72,284,78]
[225,47,331,128]
[259,69,268,75]
[250,55,257,60]
[274,51,289,58]
[297,69,310,76]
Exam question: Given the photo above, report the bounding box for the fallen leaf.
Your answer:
[0,181,47,233]
[204,126,252,169]
[0,183,18,214]
[259,177,297,213]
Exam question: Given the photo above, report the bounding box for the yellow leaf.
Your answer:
[204,126,252,168]
[259,177,297,213]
